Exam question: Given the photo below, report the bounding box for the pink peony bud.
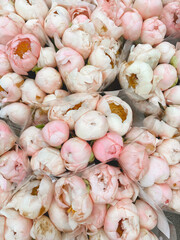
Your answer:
[69,5,91,20]
[167,164,180,190]
[0,102,32,126]
[141,17,166,46]
[31,147,65,176]
[168,189,180,212]
[97,95,133,136]
[55,175,93,222]
[61,137,92,171]
[83,164,119,204]
[22,19,47,47]
[75,110,109,141]
[35,67,62,94]
[121,8,143,41]
[135,200,158,230]
[0,120,16,156]
[164,86,180,105]
[86,204,107,232]
[118,143,149,181]
[156,139,180,165]
[163,105,180,128]
[160,2,180,35]
[37,47,57,68]
[0,13,24,45]
[72,14,89,24]
[6,176,54,219]
[56,47,85,80]
[19,126,48,156]
[0,174,12,209]
[133,0,163,20]
[92,132,123,163]
[0,72,23,104]
[30,215,62,240]
[42,120,69,147]
[140,155,169,187]
[104,199,140,240]
[154,63,178,91]
[155,41,176,64]
[6,34,41,75]
[44,6,70,38]
[62,25,92,59]
[21,78,46,105]
[15,0,48,21]
[0,149,29,184]
[125,127,157,155]
[144,183,172,206]
[0,209,33,240]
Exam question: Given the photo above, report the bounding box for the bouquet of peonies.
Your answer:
[0,0,180,239]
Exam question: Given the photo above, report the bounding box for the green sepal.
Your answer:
[83,179,91,193]
[32,65,42,74]
[170,56,178,69]
[89,152,95,163]
[35,124,45,129]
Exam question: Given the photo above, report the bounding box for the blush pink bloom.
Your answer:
[48,198,78,232]
[135,200,158,230]
[19,126,48,156]
[154,63,178,91]
[156,139,180,165]
[61,137,92,171]
[37,47,57,68]
[92,132,123,163]
[140,155,169,187]
[0,72,23,104]
[0,149,29,184]
[56,47,85,80]
[164,86,180,105]
[155,42,176,64]
[133,0,163,19]
[44,6,70,38]
[0,13,24,45]
[86,203,107,232]
[125,127,157,155]
[168,190,180,212]
[144,183,172,206]
[42,120,69,147]
[30,215,62,240]
[72,14,89,24]
[6,33,41,75]
[69,5,91,20]
[31,147,65,176]
[0,46,12,77]
[75,110,109,141]
[84,164,119,204]
[141,17,166,46]
[0,120,16,156]
[35,67,62,94]
[167,164,180,190]
[160,2,180,35]
[121,8,143,41]
[6,176,54,219]
[0,102,32,126]
[104,198,140,240]
[115,171,139,201]
[0,174,12,209]
[0,209,33,240]
[118,143,149,181]
[55,175,93,222]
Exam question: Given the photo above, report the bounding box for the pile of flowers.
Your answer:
[0,0,180,239]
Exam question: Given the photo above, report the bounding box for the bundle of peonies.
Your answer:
[0,0,180,239]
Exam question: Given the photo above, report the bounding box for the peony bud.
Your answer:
[155,41,176,64]
[37,47,57,68]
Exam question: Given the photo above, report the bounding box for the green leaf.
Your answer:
[35,124,45,129]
